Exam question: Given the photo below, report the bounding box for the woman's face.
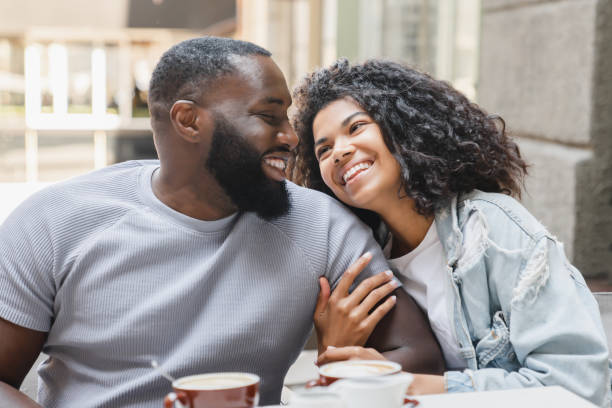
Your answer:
[312,97,402,212]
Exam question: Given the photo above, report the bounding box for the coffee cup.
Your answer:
[289,390,345,408]
[328,372,413,408]
[306,359,401,387]
[163,372,260,408]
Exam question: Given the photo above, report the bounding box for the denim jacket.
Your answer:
[397,190,611,406]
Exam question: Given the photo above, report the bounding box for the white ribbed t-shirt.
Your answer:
[384,222,467,370]
[0,160,390,407]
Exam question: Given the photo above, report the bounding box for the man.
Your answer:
[0,37,442,407]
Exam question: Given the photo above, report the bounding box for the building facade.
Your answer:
[0,0,234,186]
[478,0,612,279]
[237,0,480,96]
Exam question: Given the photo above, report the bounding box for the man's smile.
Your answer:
[263,157,287,171]
[262,149,293,181]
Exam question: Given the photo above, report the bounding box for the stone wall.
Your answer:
[478,0,612,278]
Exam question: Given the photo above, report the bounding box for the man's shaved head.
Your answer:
[148,36,271,122]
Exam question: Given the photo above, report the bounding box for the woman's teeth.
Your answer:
[343,162,371,183]
[264,158,286,171]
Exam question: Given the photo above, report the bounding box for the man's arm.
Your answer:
[0,317,46,408]
[366,288,444,374]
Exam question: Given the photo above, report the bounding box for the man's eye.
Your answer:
[257,113,280,125]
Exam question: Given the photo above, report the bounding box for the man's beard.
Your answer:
[205,115,291,220]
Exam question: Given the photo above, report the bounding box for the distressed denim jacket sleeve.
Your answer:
[440,192,611,407]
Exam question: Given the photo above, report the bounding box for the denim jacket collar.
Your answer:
[434,195,461,268]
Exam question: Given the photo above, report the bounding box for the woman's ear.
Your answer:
[170,100,211,143]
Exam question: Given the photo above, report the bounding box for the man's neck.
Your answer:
[151,166,237,221]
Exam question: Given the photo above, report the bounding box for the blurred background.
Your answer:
[0,0,610,284]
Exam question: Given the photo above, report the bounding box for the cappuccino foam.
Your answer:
[321,362,396,378]
[177,375,255,390]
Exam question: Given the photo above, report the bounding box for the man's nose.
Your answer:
[277,126,299,150]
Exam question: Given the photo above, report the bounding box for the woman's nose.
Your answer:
[333,147,354,165]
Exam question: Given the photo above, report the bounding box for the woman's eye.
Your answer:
[316,146,330,160]
[349,121,366,133]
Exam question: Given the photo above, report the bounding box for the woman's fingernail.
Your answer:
[327,345,336,350]
[385,270,393,277]
[362,252,372,260]
[391,295,397,302]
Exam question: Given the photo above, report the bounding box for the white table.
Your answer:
[280,351,598,407]
[413,386,597,407]
[266,386,597,407]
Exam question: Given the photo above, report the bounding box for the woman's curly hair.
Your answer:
[290,58,528,222]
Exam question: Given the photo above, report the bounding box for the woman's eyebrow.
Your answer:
[314,137,327,148]
[341,111,368,127]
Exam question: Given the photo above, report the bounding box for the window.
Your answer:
[37,131,94,182]
[0,38,25,117]
[0,132,26,182]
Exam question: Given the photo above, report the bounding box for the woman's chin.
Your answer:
[342,192,381,213]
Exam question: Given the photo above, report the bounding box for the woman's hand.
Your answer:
[317,346,446,396]
[316,345,387,365]
[316,346,446,395]
[407,374,446,395]
[314,252,399,354]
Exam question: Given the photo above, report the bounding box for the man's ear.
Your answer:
[169,100,212,143]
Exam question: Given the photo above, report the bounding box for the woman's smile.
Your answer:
[341,160,373,185]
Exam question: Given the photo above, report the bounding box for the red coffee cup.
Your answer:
[306,360,402,388]
[163,372,260,408]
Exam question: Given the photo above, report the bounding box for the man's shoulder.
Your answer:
[273,182,388,284]
[285,181,353,217]
[65,159,153,185]
[284,180,328,201]
[41,160,150,197]
[10,160,152,228]
[270,181,373,244]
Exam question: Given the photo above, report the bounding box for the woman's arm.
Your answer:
[316,345,446,394]
[447,236,610,405]
[314,235,611,403]
[314,255,445,374]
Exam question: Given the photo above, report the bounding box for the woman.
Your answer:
[291,59,611,406]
